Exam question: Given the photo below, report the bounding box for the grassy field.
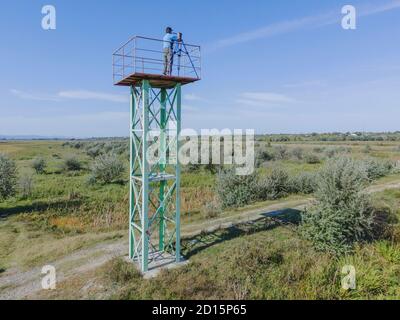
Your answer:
[1,137,400,299]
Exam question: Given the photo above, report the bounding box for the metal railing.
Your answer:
[113,36,201,84]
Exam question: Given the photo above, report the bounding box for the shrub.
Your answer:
[304,152,321,164]
[86,146,102,159]
[290,172,316,194]
[0,153,17,200]
[300,157,374,255]
[258,166,290,200]
[362,158,394,181]
[255,148,275,167]
[291,147,304,161]
[313,147,325,154]
[91,153,125,184]
[274,146,289,160]
[32,157,46,174]
[324,147,339,158]
[63,156,82,171]
[19,174,34,198]
[216,168,259,208]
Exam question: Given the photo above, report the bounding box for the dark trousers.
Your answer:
[163,47,173,75]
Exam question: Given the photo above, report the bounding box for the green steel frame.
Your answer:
[129,80,182,272]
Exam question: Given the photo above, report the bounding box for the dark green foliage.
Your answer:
[255,148,275,167]
[362,158,394,181]
[300,157,374,255]
[0,153,17,200]
[258,166,291,200]
[290,172,317,194]
[304,152,321,164]
[63,156,82,171]
[216,168,259,208]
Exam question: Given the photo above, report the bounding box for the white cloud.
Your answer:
[283,81,325,89]
[10,89,61,102]
[11,89,128,104]
[237,92,296,107]
[208,0,400,51]
[184,93,203,101]
[58,90,128,103]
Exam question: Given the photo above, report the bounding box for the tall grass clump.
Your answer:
[32,157,47,174]
[300,157,374,255]
[0,153,17,200]
[90,153,125,184]
[216,168,259,208]
[19,174,34,199]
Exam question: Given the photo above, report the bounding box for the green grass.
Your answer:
[1,139,400,300]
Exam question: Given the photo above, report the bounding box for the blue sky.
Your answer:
[0,0,399,137]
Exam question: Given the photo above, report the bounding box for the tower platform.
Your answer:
[114,72,199,89]
[113,36,201,89]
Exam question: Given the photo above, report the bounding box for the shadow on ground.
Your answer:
[0,199,83,219]
[182,208,302,258]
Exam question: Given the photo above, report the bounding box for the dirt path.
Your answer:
[0,180,398,300]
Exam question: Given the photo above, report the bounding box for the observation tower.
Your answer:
[113,35,201,272]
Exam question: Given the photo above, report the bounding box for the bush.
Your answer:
[362,158,394,181]
[255,148,275,167]
[19,174,34,198]
[304,152,321,164]
[0,153,17,200]
[291,147,304,161]
[300,157,374,255]
[313,147,325,154]
[216,168,259,208]
[290,172,316,194]
[91,153,125,184]
[32,157,46,174]
[324,147,339,158]
[274,146,289,160]
[63,156,82,171]
[86,146,102,159]
[258,166,290,200]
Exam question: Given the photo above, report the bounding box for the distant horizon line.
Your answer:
[1,131,400,141]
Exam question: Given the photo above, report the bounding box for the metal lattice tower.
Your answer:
[113,36,201,272]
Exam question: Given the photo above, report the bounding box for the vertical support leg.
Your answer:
[159,89,167,251]
[142,80,150,272]
[175,83,182,263]
[129,86,135,260]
